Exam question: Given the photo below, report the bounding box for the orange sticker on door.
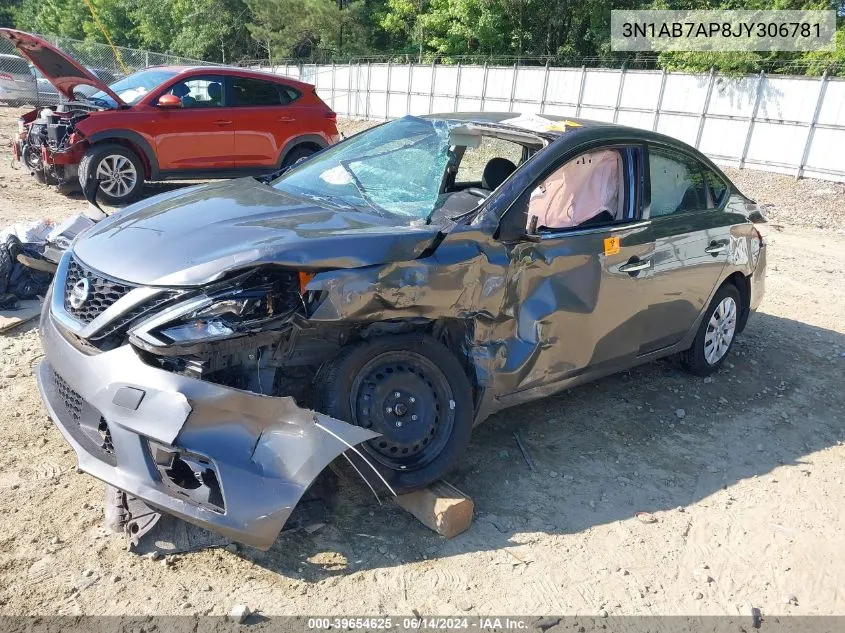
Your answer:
[604,236,620,256]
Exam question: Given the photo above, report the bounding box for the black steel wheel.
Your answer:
[316,333,474,493]
[351,351,456,470]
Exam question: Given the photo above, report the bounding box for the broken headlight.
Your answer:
[157,296,270,343]
[131,276,304,348]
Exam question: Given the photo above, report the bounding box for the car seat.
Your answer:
[171,83,196,106]
[482,157,517,190]
[207,82,222,106]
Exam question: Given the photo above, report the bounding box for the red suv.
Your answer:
[2,30,340,204]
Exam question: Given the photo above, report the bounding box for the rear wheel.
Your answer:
[79,143,144,205]
[315,334,474,493]
[681,283,741,376]
[280,145,318,170]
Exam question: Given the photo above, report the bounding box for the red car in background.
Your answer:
[1,29,339,204]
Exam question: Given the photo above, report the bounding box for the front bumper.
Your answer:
[37,300,377,550]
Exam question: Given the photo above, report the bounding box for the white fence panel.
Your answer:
[485,67,513,102]
[661,74,710,114]
[655,113,699,147]
[460,67,485,98]
[621,71,662,111]
[581,70,621,108]
[515,67,546,103]
[805,127,845,178]
[545,68,581,107]
[817,79,845,126]
[760,76,820,123]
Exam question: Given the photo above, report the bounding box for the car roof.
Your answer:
[148,65,315,90]
[423,111,713,159]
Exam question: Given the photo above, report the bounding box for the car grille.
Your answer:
[63,257,135,324]
[52,369,84,423]
[97,418,115,455]
[89,291,180,341]
[51,369,117,464]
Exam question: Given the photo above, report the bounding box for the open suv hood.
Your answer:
[0,29,124,105]
[73,178,443,286]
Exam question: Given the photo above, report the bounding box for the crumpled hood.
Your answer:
[72,178,442,286]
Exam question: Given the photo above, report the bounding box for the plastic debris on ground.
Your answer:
[0,212,97,321]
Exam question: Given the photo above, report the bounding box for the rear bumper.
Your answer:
[750,245,766,311]
[36,298,377,549]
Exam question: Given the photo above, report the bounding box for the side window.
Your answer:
[528,147,631,231]
[168,75,225,108]
[648,148,709,217]
[456,138,523,186]
[232,77,300,106]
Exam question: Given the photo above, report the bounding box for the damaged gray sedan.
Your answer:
[36,113,766,549]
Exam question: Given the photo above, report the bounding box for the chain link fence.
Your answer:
[0,34,214,108]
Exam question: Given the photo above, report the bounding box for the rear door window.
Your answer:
[648,148,710,217]
[231,77,300,106]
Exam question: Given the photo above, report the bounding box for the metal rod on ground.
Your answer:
[513,431,537,473]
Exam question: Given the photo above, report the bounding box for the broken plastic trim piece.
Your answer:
[315,420,397,498]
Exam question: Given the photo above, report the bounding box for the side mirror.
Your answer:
[157,94,182,109]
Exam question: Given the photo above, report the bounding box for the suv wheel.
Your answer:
[281,146,318,169]
[681,283,741,376]
[315,334,474,494]
[79,143,144,205]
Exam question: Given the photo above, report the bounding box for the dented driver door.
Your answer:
[502,220,656,395]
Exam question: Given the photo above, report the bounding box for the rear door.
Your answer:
[229,76,304,168]
[151,74,235,172]
[637,145,733,353]
[501,144,657,393]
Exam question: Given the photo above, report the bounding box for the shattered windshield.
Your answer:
[274,116,457,221]
[88,69,178,107]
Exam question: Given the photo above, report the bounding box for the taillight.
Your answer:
[752,226,764,246]
[324,110,337,120]
[0,72,13,81]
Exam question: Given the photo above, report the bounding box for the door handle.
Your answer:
[619,259,652,273]
[213,119,232,126]
[277,116,295,123]
[704,241,729,255]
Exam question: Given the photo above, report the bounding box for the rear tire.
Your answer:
[681,283,741,376]
[79,143,144,205]
[315,333,474,494]
[280,145,318,170]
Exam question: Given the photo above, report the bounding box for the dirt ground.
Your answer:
[0,106,843,618]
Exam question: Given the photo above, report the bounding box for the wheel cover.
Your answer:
[96,154,137,198]
[349,351,456,471]
[704,296,737,365]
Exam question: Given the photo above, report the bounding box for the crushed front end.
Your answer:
[36,250,379,550]
[14,103,95,188]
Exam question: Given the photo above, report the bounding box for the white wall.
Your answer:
[269,63,845,182]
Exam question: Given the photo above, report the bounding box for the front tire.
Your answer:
[315,334,474,494]
[681,283,741,376]
[79,143,144,205]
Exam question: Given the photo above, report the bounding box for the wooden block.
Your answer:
[0,300,42,334]
[394,480,474,538]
